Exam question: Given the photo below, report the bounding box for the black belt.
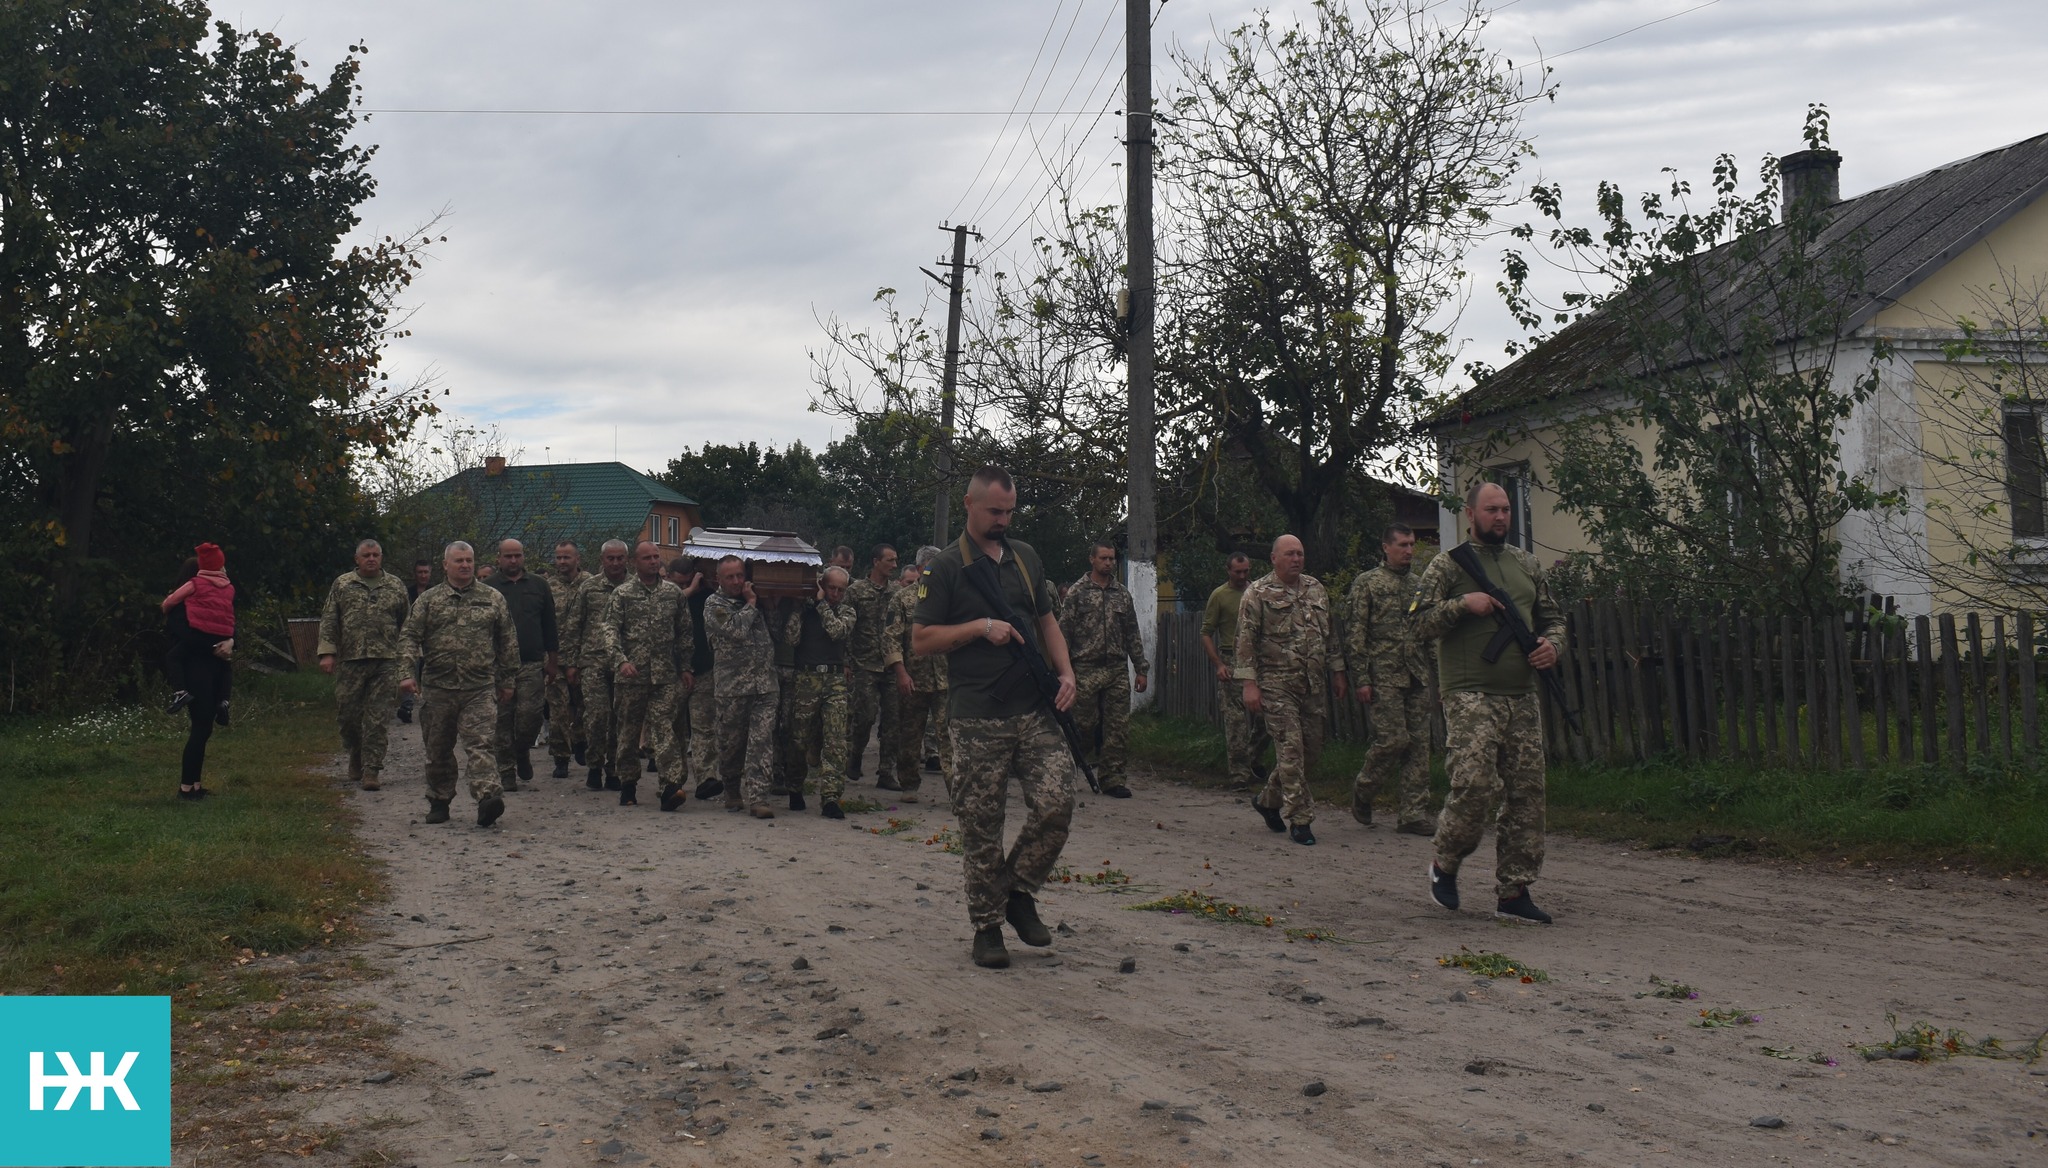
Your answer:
[798,663,841,674]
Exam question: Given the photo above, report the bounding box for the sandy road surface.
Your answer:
[298,728,2048,1167]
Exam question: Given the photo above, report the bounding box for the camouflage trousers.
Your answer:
[582,669,617,775]
[1253,682,1325,827]
[334,658,401,783]
[848,668,900,778]
[1434,690,1547,901]
[687,671,719,787]
[789,667,850,800]
[1355,683,1435,829]
[419,685,504,805]
[772,666,799,794]
[494,661,547,784]
[1217,673,1270,787]
[613,680,684,787]
[1071,661,1132,786]
[717,690,777,809]
[894,688,950,797]
[951,712,1075,931]
[544,670,583,762]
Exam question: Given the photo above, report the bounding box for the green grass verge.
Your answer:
[1130,710,2047,870]
[0,671,377,994]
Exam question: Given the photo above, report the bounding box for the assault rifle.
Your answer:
[959,542,1102,793]
[1445,543,1582,735]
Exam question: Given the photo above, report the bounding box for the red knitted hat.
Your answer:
[195,542,225,571]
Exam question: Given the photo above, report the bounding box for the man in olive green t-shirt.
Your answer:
[1199,552,1268,788]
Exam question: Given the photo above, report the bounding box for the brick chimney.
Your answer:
[1778,148,1842,218]
[484,456,507,477]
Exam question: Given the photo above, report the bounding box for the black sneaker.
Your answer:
[1006,892,1052,947]
[552,759,569,779]
[166,690,192,714]
[424,799,451,824]
[585,767,604,792]
[694,778,724,801]
[1102,784,1133,799]
[618,781,638,807]
[971,926,1011,969]
[821,799,844,820]
[476,796,504,827]
[658,783,685,812]
[215,700,230,727]
[1290,824,1316,846]
[788,791,807,812]
[1495,888,1553,925]
[1429,863,1460,911]
[1253,798,1286,833]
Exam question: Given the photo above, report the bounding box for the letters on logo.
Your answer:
[29,1051,143,1112]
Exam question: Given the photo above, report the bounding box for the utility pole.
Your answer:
[1125,0,1159,707]
[924,223,976,547]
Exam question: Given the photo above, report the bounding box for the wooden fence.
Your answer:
[1151,602,2046,770]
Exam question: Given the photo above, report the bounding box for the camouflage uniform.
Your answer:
[400,581,519,809]
[316,569,411,786]
[770,600,800,795]
[684,589,719,788]
[1202,581,1268,787]
[1058,573,1149,789]
[604,575,692,789]
[1347,564,1435,829]
[486,571,556,789]
[704,590,778,809]
[1234,572,1346,827]
[1410,542,1566,901]
[843,576,900,781]
[884,583,950,797]
[544,567,588,765]
[785,597,856,800]
[564,571,626,778]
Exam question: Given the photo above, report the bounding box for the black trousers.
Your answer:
[174,635,231,786]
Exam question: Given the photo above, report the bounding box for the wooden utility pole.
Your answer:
[925,223,976,547]
[1125,0,1159,704]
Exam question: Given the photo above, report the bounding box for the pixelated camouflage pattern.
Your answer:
[686,671,717,787]
[1071,660,1132,786]
[791,668,850,800]
[1355,682,1434,828]
[950,711,1075,931]
[545,568,588,760]
[883,582,946,692]
[400,582,519,692]
[1433,690,1547,901]
[704,591,777,696]
[1346,564,1429,690]
[895,688,950,795]
[335,658,401,782]
[419,685,504,805]
[317,570,410,661]
[717,691,778,808]
[849,668,900,781]
[563,572,625,670]
[604,576,692,685]
[494,660,546,782]
[1232,572,1345,691]
[842,577,894,671]
[1252,685,1324,826]
[1057,575,1148,678]
[614,680,685,785]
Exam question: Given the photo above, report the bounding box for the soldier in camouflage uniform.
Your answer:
[704,555,780,817]
[1411,482,1566,925]
[1057,541,1148,799]
[565,540,631,790]
[785,566,856,815]
[844,545,901,786]
[769,594,802,804]
[317,539,411,791]
[1347,523,1435,833]
[399,541,518,827]
[544,542,589,776]
[1235,534,1348,846]
[485,539,558,792]
[913,466,1078,970]
[605,541,693,810]
[680,561,722,800]
[1200,552,1268,788]
[885,550,950,801]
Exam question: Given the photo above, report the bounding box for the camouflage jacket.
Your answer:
[604,575,692,685]
[1346,564,1430,690]
[882,582,947,692]
[842,576,894,672]
[785,597,857,669]
[703,590,777,696]
[399,581,519,691]
[564,572,627,670]
[1058,574,1148,677]
[315,570,410,661]
[548,568,587,635]
[1233,572,1345,695]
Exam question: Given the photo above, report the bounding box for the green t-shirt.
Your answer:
[1200,582,1246,658]
[914,535,1057,720]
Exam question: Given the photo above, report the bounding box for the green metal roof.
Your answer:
[419,461,697,547]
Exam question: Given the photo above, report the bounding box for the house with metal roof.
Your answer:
[417,457,702,557]
[1425,130,2048,614]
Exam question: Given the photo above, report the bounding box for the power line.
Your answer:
[944,0,1077,224]
[360,107,1109,116]
[970,8,1127,242]
[963,0,1108,229]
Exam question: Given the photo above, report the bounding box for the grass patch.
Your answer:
[1437,947,1549,982]
[1855,1013,2046,1063]
[0,670,379,994]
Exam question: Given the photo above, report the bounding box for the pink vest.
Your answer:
[185,574,236,637]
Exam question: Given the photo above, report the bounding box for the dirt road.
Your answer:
[301,729,2048,1167]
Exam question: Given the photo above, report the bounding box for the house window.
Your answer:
[1485,464,1534,552]
[2006,407,2047,538]
[667,516,680,546]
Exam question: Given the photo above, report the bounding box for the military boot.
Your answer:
[695,778,725,801]
[658,783,685,812]
[572,740,587,765]
[515,752,533,783]
[618,780,638,806]
[787,790,807,812]
[477,796,504,827]
[551,758,569,779]
[585,766,604,791]
[424,799,451,824]
[604,769,622,791]
[971,927,1010,969]
[1005,891,1052,947]
[360,770,381,792]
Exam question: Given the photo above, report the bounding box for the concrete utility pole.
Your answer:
[1125,0,1159,707]
[926,223,976,547]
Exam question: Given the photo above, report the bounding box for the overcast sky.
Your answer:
[227,0,2048,474]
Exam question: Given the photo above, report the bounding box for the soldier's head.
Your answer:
[869,543,898,581]
[354,539,384,576]
[443,541,476,587]
[898,563,921,588]
[634,541,663,581]
[412,559,433,588]
[497,538,526,579]
[1270,535,1305,584]
[822,565,850,604]
[717,554,748,596]
[1226,552,1252,588]
[964,465,1017,542]
[554,541,582,576]
[830,545,855,571]
[1465,481,1512,546]
[1382,523,1417,570]
[599,539,630,581]
[664,556,692,586]
[1089,540,1118,580]
[915,545,942,569]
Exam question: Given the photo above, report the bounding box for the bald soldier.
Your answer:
[399,541,518,827]
[317,538,411,791]
[1235,534,1347,846]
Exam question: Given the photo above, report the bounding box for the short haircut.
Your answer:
[1226,551,1251,566]
[831,545,854,560]
[1269,534,1299,557]
[555,540,580,553]
[355,538,382,555]
[600,538,629,554]
[968,464,1014,494]
[1382,522,1415,544]
[717,554,744,570]
[1090,539,1118,558]
[871,543,896,563]
[665,557,691,576]
[822,565,851,585]
[497,538,523,553]
[443,540,473,558]
[915,545,942,568]
[1464,478,1506,511]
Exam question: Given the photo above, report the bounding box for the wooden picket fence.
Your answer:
[1151,602,2046,771]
